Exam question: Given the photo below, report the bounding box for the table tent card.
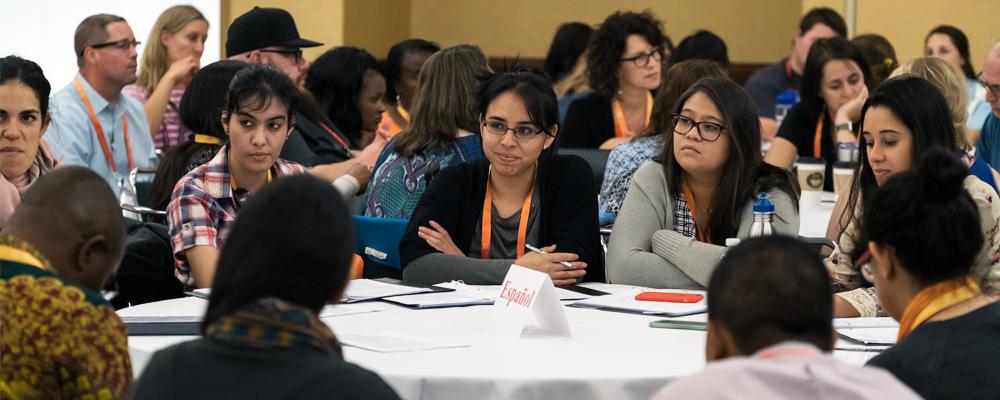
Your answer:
[489,264,571,338]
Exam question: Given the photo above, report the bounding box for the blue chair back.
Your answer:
[353,215,409,270]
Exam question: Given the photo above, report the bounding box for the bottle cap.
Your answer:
[753,192,775,213]
[725,238,741,247]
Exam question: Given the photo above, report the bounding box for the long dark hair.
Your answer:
[0,55,51,116]
[384,38,440,107]
[587,10,668,99]
[543,22,594,81]
[223,64,301,123]
[476,67,559,137]
[636,60,726,140]
[305,47,381,148]
[799,37,874,122]
[669,30,729,68]
[659,77,799,245]
[150,60,246,211]
[202,175,354,331]
[926,25,977,80]
[862,149,982,285]
[839,76,962,256]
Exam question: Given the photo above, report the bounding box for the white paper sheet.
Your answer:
[344,279,432,302]
[569,289,707,317]
[339,332,469,353]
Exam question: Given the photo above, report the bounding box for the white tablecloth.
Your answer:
[119,283,877,400]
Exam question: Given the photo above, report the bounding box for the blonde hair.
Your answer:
[891,57,968,147]
[136,5,206,93]
[553,53,590,99]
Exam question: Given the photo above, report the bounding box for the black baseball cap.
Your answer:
[226,7,323,57]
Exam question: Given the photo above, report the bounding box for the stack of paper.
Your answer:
[343,279,433,303]
[835,317,899,346]
[569,289,707,317]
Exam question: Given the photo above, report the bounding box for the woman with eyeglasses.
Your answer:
[123,5,208,150]
[560,10,668,150]
[606,77,800,288]
[764,37,874,191]
[399,69,605,285]
[858,148,1000,400]
[363,45,488,219]
[826,76,1000,318]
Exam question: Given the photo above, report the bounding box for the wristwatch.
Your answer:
[835,122,853,132]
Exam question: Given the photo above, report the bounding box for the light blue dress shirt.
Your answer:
[47,74,157,197]
[968,78,991,131]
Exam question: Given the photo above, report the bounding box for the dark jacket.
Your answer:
[279,112,352,167]
[132,338,400,400]
[560,94,614,149]
[400,154,606,282]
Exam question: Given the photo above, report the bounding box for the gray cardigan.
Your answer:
[606,162,800,288]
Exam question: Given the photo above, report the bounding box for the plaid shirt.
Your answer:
[167,146,306,288]
[673,192,697,239]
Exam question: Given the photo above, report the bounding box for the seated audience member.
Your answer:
[226,7,380,176]
[1,167,131,398]
[598,60,725,226]
[306,47,387,149]
[651,236,920,400]
[863,149,1000,400]
[745,7,845,140]
[851,34,898,87]
[0,56,57,226]
[926,25,991,138]
[561,11,667,149]
[148,60,246,213]
[123,5,208,150]
[46,14,158,198]
[543,22,594,122]
[826,76,1000,318]
[167,64,308,289]
[973,41,1000,169]
[400,69,604,285]
[134,175,400,400]
[889,57,998,192]
[380,39,440,136]
[363,45,489,219]
[606,77,800,288]
[764,37,874,191]
[669,30,729,68]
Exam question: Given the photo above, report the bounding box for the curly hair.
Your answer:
[586,10,667,99]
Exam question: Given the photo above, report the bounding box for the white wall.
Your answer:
[0,0,221,90]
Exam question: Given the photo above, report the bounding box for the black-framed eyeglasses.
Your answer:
[672,114,726,141]
[978,72,1000,98]
[258,48,304,64]
[620,47,663,67]
[81,38,141,56]
[482,120,546,139]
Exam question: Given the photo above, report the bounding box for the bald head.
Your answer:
[983,40,1000,116]
[4,167,126,291]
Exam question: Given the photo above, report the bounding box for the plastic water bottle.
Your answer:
[749,192,775,237]
[774,89,799,127]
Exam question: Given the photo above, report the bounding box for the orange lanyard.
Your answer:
[611,92,653,138]
[73,78,134,172]
[812,117,824,159]
[682,179,711,243]
[897,276,981,341]
[397,104,410,122]
[319,123,350,149]
[481,166,533,259]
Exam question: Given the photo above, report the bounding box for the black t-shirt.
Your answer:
[560,94,614,149]
[775,103,835,191]
[745,58,801,119]
[868,302,1000,400]
[279,112,352,167]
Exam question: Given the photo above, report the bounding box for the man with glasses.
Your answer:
[226,7,361,173]
[46,14,157,199]
[974,40,1000,170]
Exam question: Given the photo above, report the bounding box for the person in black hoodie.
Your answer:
[401,68,606,285]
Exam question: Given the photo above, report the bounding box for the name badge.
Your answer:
[489,264,571,338]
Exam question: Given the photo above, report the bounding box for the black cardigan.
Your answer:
[560,94,614,149]
[400,154,606,282]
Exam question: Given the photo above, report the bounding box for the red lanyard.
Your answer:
[611,92,653,138]
[682,179,711,243]
[319,122,350,149]
[73,78,135,172]
[481,167,533,259]
[812,117,824,159]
